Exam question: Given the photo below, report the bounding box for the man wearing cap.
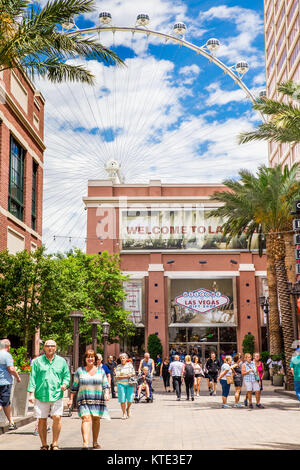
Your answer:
[27,340,70,450]
[290,348,300,405]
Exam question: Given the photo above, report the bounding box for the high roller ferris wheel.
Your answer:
[42,12,267,253]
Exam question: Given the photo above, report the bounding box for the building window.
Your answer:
[33,113,40,130]
[288,1,298,25]
[277,48,287,73]
[289,42,300,69]
[32,161,38,231]
[8,136,25,221]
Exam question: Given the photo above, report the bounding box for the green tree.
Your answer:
[0,247,62,347]
[147,334,162,360]
[43,250,134,351]
[238,81,300,144]
[242,334,255,355]
[209,164,300,389]
[0,0,123,84]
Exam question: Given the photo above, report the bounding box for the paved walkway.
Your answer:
[0,379,299,450]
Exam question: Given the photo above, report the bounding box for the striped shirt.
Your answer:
[243,361,258,382]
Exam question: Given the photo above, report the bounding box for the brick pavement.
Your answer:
[0,378,299,450]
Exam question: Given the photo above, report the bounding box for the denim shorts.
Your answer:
[0,384,12,407]
[220,379,230,397]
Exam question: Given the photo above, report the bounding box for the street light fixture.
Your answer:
[89,319,101,353]
[102,321,110,363]
[230,259,238,265]
[259,296,270,351]
[69,310,84,373]
[166,259,175,264]
[199,260,208,265]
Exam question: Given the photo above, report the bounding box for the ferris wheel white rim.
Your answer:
[65,25,266,123]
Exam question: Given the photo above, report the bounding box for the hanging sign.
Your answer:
[123,281,143,325]
[174,289,230,314]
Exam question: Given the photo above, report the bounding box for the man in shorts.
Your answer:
[205,352,220,396]
[0,339,21,430]
[27,340,70,450]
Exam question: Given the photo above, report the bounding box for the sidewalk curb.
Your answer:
[274,389,297,400]
[0,413,35,435]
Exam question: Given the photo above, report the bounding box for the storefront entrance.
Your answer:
[169,326,237,363]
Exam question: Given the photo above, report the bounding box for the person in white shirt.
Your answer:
[168,355,184,401]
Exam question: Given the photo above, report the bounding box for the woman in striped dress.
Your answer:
[68,349,110,449]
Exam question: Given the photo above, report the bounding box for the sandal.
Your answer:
[93,443,101,449]
[50,444,60,450]
[40,445,49,450]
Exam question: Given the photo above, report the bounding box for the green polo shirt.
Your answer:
[27,354,70,402]
[290,355,300,382]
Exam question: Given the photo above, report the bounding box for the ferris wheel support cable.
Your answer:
[45,82,103,157]
[123,70,243,171]
[82,79,115,163]
[90,69,115,162]
[123,60,232,168]
[118,42,237,170]
[66,25,266,124]
[97,36,120,164]
[45,85,105,159]
[63,80,110,160]
[117,33,152,167]
[80,80,113,164]
[119,41,185,169]
[43,123,100,159]
[119,36,175,164]
[117,37,186,168]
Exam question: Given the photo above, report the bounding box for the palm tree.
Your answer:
[238,81,300,144]
[209,164,300,389]
[0,0,123,84]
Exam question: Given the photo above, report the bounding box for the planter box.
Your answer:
[273,375,284,387]
[11,373,30,417]
[0,381,15,424]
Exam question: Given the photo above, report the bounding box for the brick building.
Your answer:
[0,68,45,253]
[84,179,268,361]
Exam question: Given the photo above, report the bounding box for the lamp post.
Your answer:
[102,321,110,363]
[69,310,84,373]
[287,281,300,341]
[89,319,101,352]
[259,296,270,351]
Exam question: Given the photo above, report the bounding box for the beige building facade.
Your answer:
[264,0,300,166]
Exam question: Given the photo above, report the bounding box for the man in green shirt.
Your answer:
[290,348,300,405]
[28,340,70,450]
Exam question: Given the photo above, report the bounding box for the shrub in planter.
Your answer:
[9,347,31,417]
[147,334,162,361]
[242,334,255,355]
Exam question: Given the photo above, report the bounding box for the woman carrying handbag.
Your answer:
[218,355,234,409]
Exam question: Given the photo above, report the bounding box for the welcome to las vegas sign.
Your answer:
[175,289,230,314]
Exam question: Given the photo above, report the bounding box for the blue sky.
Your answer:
[38,0,268,252]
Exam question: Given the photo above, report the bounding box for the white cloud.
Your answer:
[201,5,264,67]
[179,64,201,84]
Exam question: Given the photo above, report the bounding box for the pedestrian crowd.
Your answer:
[161,350,286,409]
[1,338,300,450]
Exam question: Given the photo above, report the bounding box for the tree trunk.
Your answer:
[273,237,295,390]
[266,237,281,354]
[284,230,296,284]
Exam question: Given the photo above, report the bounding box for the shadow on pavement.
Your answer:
[228,442,300,450]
